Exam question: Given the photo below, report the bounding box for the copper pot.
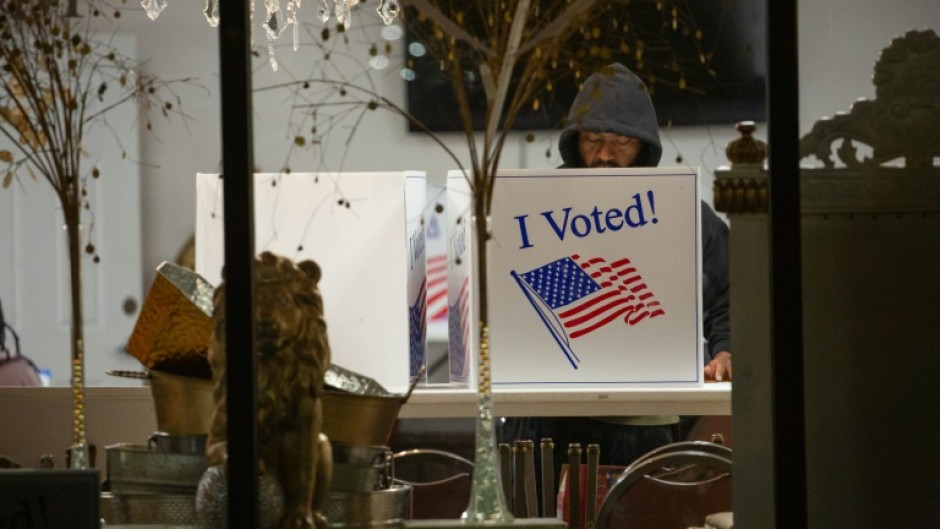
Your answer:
[321,390,404,447]
[320,364,422,447]
[149,369,214,435]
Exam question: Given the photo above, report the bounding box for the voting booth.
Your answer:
[446,171,477,387]
[458,167,704,388]
[195,171,427,393]
[425,183,450,361]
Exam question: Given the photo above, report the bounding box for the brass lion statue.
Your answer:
[206,251,332,529]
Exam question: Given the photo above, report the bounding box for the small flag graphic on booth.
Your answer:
[512,254,665,369]
[408,278,427,377]
[448,276,471,380]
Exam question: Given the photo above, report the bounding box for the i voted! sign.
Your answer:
[487,168,704,387]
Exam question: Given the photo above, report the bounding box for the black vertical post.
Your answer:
[765,1,807,528]
[219,0,258,527]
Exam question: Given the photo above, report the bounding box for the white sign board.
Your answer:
[195,172,426,393]
[488,168,703,387]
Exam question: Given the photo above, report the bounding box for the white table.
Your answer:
[402,383,731,418]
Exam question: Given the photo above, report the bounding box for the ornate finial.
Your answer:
[714,121,769,215]
[725,121,768,167]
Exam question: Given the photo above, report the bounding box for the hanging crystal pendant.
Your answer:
[143,0,399,70]
[376,0,400,25]
[286,0,301,51]
[250,0,256,44]
[141,0,168,21]
[264,0,288,40]
[263,0,285,71]
[334,0,357,30]
[149,0,398,30]
[204,0,220,27]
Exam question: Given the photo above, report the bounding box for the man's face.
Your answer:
[578,131,642,168]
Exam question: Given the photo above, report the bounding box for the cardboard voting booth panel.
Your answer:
[195,172,426,393]
[426,183,449,343]
[446,171,477,387]
[488,168,703,387]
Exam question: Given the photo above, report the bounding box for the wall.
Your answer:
[0,387,156,472]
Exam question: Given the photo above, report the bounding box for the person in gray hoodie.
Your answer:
[557,62,731,377]
[500,63,732,501]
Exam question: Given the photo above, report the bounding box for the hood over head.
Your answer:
[558,63,662,168]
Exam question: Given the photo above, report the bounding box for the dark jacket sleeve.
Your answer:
[701,202,731,359]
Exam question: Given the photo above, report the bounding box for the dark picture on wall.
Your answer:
[403,0,766,132]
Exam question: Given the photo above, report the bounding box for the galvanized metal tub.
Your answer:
[321,484,411,528]
[106,443,207,494]
[330,442,391,492]
[100,491,197,525]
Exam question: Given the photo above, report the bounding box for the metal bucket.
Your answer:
[321,485,411,528]
[321,390,404,447]
[106,443,207,494]
[149,370,215,435]
[321,364,420,447]
[100,492,197,525]
[148,431,208,455]
[330,442,391,492]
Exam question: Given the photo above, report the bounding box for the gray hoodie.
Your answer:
[558,63,663,168]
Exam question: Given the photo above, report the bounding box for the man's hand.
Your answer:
[704,351,732,382]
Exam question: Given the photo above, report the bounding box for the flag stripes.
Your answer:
[516,254,665,347]
[426,254,449,321]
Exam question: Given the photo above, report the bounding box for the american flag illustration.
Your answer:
[426,254,449,322]
[408,278,427,377]
[448,276,471,381]
[512,254,665,369]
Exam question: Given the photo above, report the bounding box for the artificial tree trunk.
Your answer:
[62,184,90,469]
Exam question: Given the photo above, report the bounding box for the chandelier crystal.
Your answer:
[141,0,401,70]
